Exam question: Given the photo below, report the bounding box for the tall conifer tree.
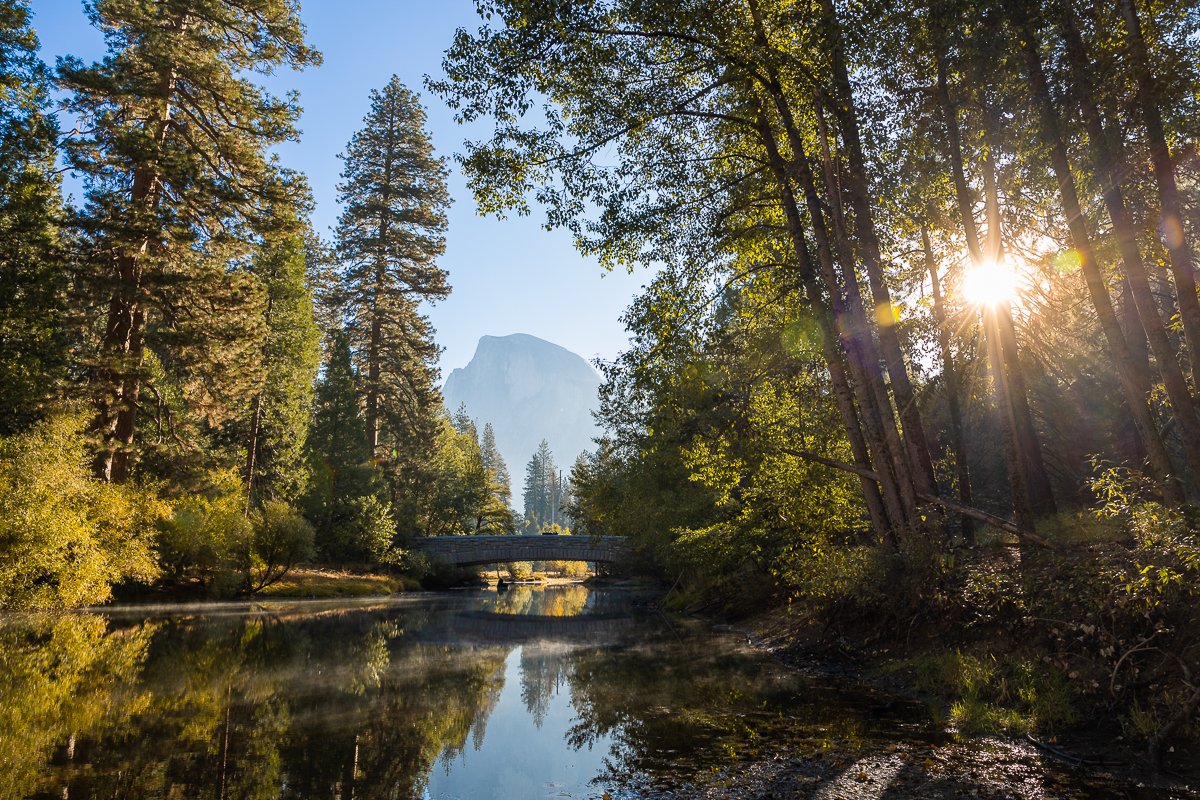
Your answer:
[243,226,321,505]
[335,76,450,465]
[480,422,511,507]
[0,0,64,434]
[523,440,561,530]
[59,0,320,482]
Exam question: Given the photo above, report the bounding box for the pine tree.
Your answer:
[307,332,371,505]
[305,332,392,562]
[451,403,478,441]
[522,440,562,530]
[480,422,511,508]
[243,227,321,505]
[335,75,450,461]
[0,0,65,434]
[303,230,344,356]
[59,0,320,482]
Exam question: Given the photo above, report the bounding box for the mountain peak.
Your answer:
[443,334,601,476]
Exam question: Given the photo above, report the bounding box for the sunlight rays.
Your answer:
[962,257,1020,308]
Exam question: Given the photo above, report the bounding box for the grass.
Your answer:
[881,649,1076,737]
[256,567,415,598]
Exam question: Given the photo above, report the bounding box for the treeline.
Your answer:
[435,0,1200,761]
[0,1,507,607]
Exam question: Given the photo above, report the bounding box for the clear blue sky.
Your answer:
[31,0,645,378]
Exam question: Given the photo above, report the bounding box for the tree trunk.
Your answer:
[744,0,918,537]
[762,96,918,534]
[1007,0,1185,504]
[245,392,263,503]
[760,115,895,542]
[93,23,186,482]
[922,226,975,542]
[1119,0,1200,392]
[817,0,940,500]
[933,36,1055,522]
[980,106,1057,516]
[1057,4,1200,494]
[365,101,400,459]
[932,38,982,264]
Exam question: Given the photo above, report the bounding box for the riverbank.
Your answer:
[664,591,1200,799]
[642,735,1198,800]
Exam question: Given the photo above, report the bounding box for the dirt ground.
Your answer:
[642,737,1197,799]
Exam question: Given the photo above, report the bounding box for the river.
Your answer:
[0,585,1193,799]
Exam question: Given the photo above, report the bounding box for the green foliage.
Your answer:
[316,494,398,565]
[304,332,394,563]
[395,413,514,538]
[0,411,161,609]
[0,0,65,434]
[243,227,322,504]
[904,650,1076,736]
[249,501,315,592]
[156,478,254,596]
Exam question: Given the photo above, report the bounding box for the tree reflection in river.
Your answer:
[0,614,154,799]
[481,582,591,617]
[0,601,515,799]
[0,588,906,800]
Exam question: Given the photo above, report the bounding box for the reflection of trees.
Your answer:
[351,644,509,798]
[3,605,515,799]
[0,614,153,799]
[565,634,871,793]
[482,584,591,617]
[519,643,572,727]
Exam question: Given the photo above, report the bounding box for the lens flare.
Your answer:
[962,259,1018,307]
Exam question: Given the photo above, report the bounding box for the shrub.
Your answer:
[0,412,161,608]
[505,561,534,581]
[314,494,397,564]
[249,502,315,591]
[156,481,253,596]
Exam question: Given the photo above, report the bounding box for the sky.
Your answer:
[29,0,647,378]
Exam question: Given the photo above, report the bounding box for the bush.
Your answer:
[0,411,161,609]
[156,478,253,596]
[313,494,397,564]
[505,561,534,581]
[249,501,315,592]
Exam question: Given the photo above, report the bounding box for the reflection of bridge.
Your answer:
[413,611,639,646]
[411,535,633,568]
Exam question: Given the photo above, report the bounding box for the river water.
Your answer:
[0,585,1193,799]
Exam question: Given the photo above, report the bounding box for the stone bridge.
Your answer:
[410,535,633,568]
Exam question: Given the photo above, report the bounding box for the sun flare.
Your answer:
[962,259,1018,307]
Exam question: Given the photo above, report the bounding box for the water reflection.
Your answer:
[0,587,1168,799]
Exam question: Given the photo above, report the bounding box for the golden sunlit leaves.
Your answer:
[874,302,901,327]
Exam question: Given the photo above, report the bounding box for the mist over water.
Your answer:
[0,586,1183,799]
